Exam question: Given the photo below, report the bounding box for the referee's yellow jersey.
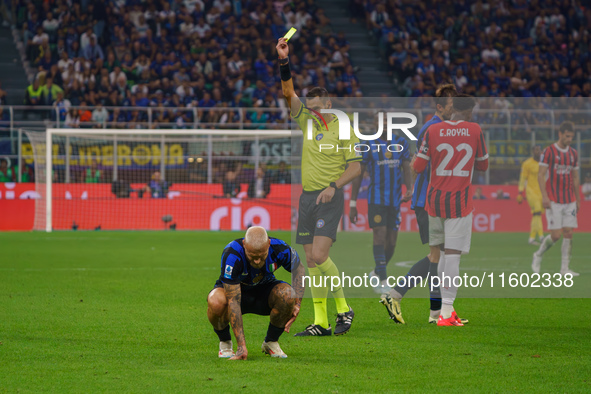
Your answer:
[293,105,362,192]
[519,157,542,199]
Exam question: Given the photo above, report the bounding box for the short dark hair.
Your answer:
[453,93,476,112]
[306,87,329,98]
[559,121,575,133]
[434,83,457,107]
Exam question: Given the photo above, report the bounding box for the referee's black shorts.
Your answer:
[414,206,430,245]
[212,279,287,315]
[296,188,344,245]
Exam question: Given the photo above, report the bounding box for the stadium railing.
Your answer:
[1,106,590,186]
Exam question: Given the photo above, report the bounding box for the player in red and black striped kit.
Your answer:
[532,121,581,276]
[413,95,488,326]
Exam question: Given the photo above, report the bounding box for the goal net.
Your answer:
[24,129,294,232]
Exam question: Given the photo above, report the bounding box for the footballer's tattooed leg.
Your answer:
[223,283,247,360]
[207,287,229,330]
[269,283,296,327]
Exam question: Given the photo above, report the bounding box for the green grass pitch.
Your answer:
[1,231,590,392]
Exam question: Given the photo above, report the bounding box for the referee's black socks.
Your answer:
[265,323,285,343]
[214,325,231,342]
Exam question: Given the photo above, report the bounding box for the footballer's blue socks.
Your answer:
[214,325,231,342]
[429,262,442,311]
[265,323,285,342]
[394,255,430,297]
[373,244,388,281]
[385,243,395,264]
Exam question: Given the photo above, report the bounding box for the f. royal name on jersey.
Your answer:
[440,128,471,137]
[305,109,418,153]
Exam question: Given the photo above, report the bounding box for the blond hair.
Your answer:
[244,226,269,251]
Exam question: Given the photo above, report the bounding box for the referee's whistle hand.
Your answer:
[316,187,335,205]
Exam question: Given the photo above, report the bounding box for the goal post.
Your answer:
[25,128,295,232]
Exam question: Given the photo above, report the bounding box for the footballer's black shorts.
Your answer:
[414,206,429,245]
[368,204,401,230]
[212,279,288,315]
[296,188,344,245]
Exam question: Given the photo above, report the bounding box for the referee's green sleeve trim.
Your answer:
[292,103,304,118]
[346,157,363,163]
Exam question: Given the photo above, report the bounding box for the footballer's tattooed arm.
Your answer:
[223,283,247,360]
[285,262,306,332]
[292,262,306,305]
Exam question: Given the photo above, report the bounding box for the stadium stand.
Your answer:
[0,0,589,186]
[356,0,591,98]
[16,0,361,129]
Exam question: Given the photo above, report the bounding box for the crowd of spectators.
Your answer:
[354,0,591,99]
[9,0,591,187]
[0,158,34,182]
[18,0,360,129]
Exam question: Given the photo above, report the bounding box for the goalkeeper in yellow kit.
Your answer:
[517,145,544,245]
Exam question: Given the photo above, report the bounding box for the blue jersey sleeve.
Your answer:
[270,238,301,273]
[286,246,301,272]
[416,126,427,150]
[361,146,371,165]
[401,138,411,161]
[219,241,245,285]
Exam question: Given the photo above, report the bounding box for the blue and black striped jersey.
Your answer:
[411,114,442,210]
[218,237,300,286]
[361,135,410,207]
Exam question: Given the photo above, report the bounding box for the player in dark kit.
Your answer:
[207,227,305,359]
[532,121,581,276]
[380,84,459,324]
[349,121,412,294]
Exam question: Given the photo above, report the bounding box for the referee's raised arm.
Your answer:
[276,38,303,116]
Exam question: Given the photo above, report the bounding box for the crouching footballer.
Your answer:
[207,226,305,359]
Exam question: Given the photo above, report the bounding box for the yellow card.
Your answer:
[284,27,297,41]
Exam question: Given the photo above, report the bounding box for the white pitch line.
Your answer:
[394,259,590,273]
[41,237,113,241]
[0,267,217,271]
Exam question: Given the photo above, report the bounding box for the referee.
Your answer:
[276,37,361,336]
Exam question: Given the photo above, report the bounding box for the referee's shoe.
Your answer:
[334,307,355,335]
[294,324,332,337]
